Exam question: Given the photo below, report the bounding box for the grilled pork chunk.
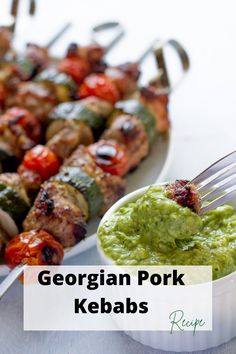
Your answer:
[64,145,126,215]
[102,114,149,171]
[140,86,169,134]
[46,121,94,160]
[6,82,56,122]
[165,180,201,213]
[23,181,88,247]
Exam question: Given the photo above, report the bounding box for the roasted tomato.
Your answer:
[1,107,42,143]
[58,57,90,84]
[21,145,60,180]
[79,74,120,104]
[88,140,129,176]
[5,230,64,268]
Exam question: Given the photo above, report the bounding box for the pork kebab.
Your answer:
[0,38,131,172]
[17,81,169,199]
[4,45,141,120]
[0,46,113,173]
[0,38,167,201]
[24,42,158,168]
[0,35,150,174]
[2,31,157,124]
[1,39,110,114]
[0,20,125,116]
[0,84,169,271]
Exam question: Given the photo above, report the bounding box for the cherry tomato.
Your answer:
[58,57,90,84]
[22,145,60,180]
[5,230,64,268]
[79,73,120,104]
[88,140,129,176]
[2,107,41,143]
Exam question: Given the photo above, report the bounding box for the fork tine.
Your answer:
[201,174,236,202]
[190,151,236,186]
[199,188,236,215]
[198,165,236,194]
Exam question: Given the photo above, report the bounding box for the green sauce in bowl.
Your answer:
[98,186,236,280]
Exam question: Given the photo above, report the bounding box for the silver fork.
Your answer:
[188,151,236,215]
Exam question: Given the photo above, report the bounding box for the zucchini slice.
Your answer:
[115,99,156,147]
[0,173,30,205]
[52,167,103,218]
[48,101,104,130]
[35,68,76,101]
[0,183,30,234]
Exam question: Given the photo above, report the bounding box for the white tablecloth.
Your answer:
[1,0,236,353]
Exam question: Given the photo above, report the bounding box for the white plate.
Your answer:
[0,130,173,277]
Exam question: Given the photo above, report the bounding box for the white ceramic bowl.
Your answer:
[97,183,236,352]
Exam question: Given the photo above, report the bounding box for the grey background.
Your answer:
[1,0,236,353]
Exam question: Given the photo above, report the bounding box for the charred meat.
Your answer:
[165,180,201,213]
[102,114,149,171]
[64,145,126,215]
[140,86,169,134]
[23,181,88,247]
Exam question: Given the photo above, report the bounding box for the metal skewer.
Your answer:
[10,0,71,47]
[10,0,20,33]
[0,264,26,299]
[150,39,190,93]
[46,23,72,49]
[91,22,158,65]
[91,21,125,54]
[29,0,36,16]
[0,249,72,299]
[136,38,161,65]
[11,0,36,33]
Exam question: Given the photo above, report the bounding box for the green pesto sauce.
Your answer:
[98,186,236,280]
